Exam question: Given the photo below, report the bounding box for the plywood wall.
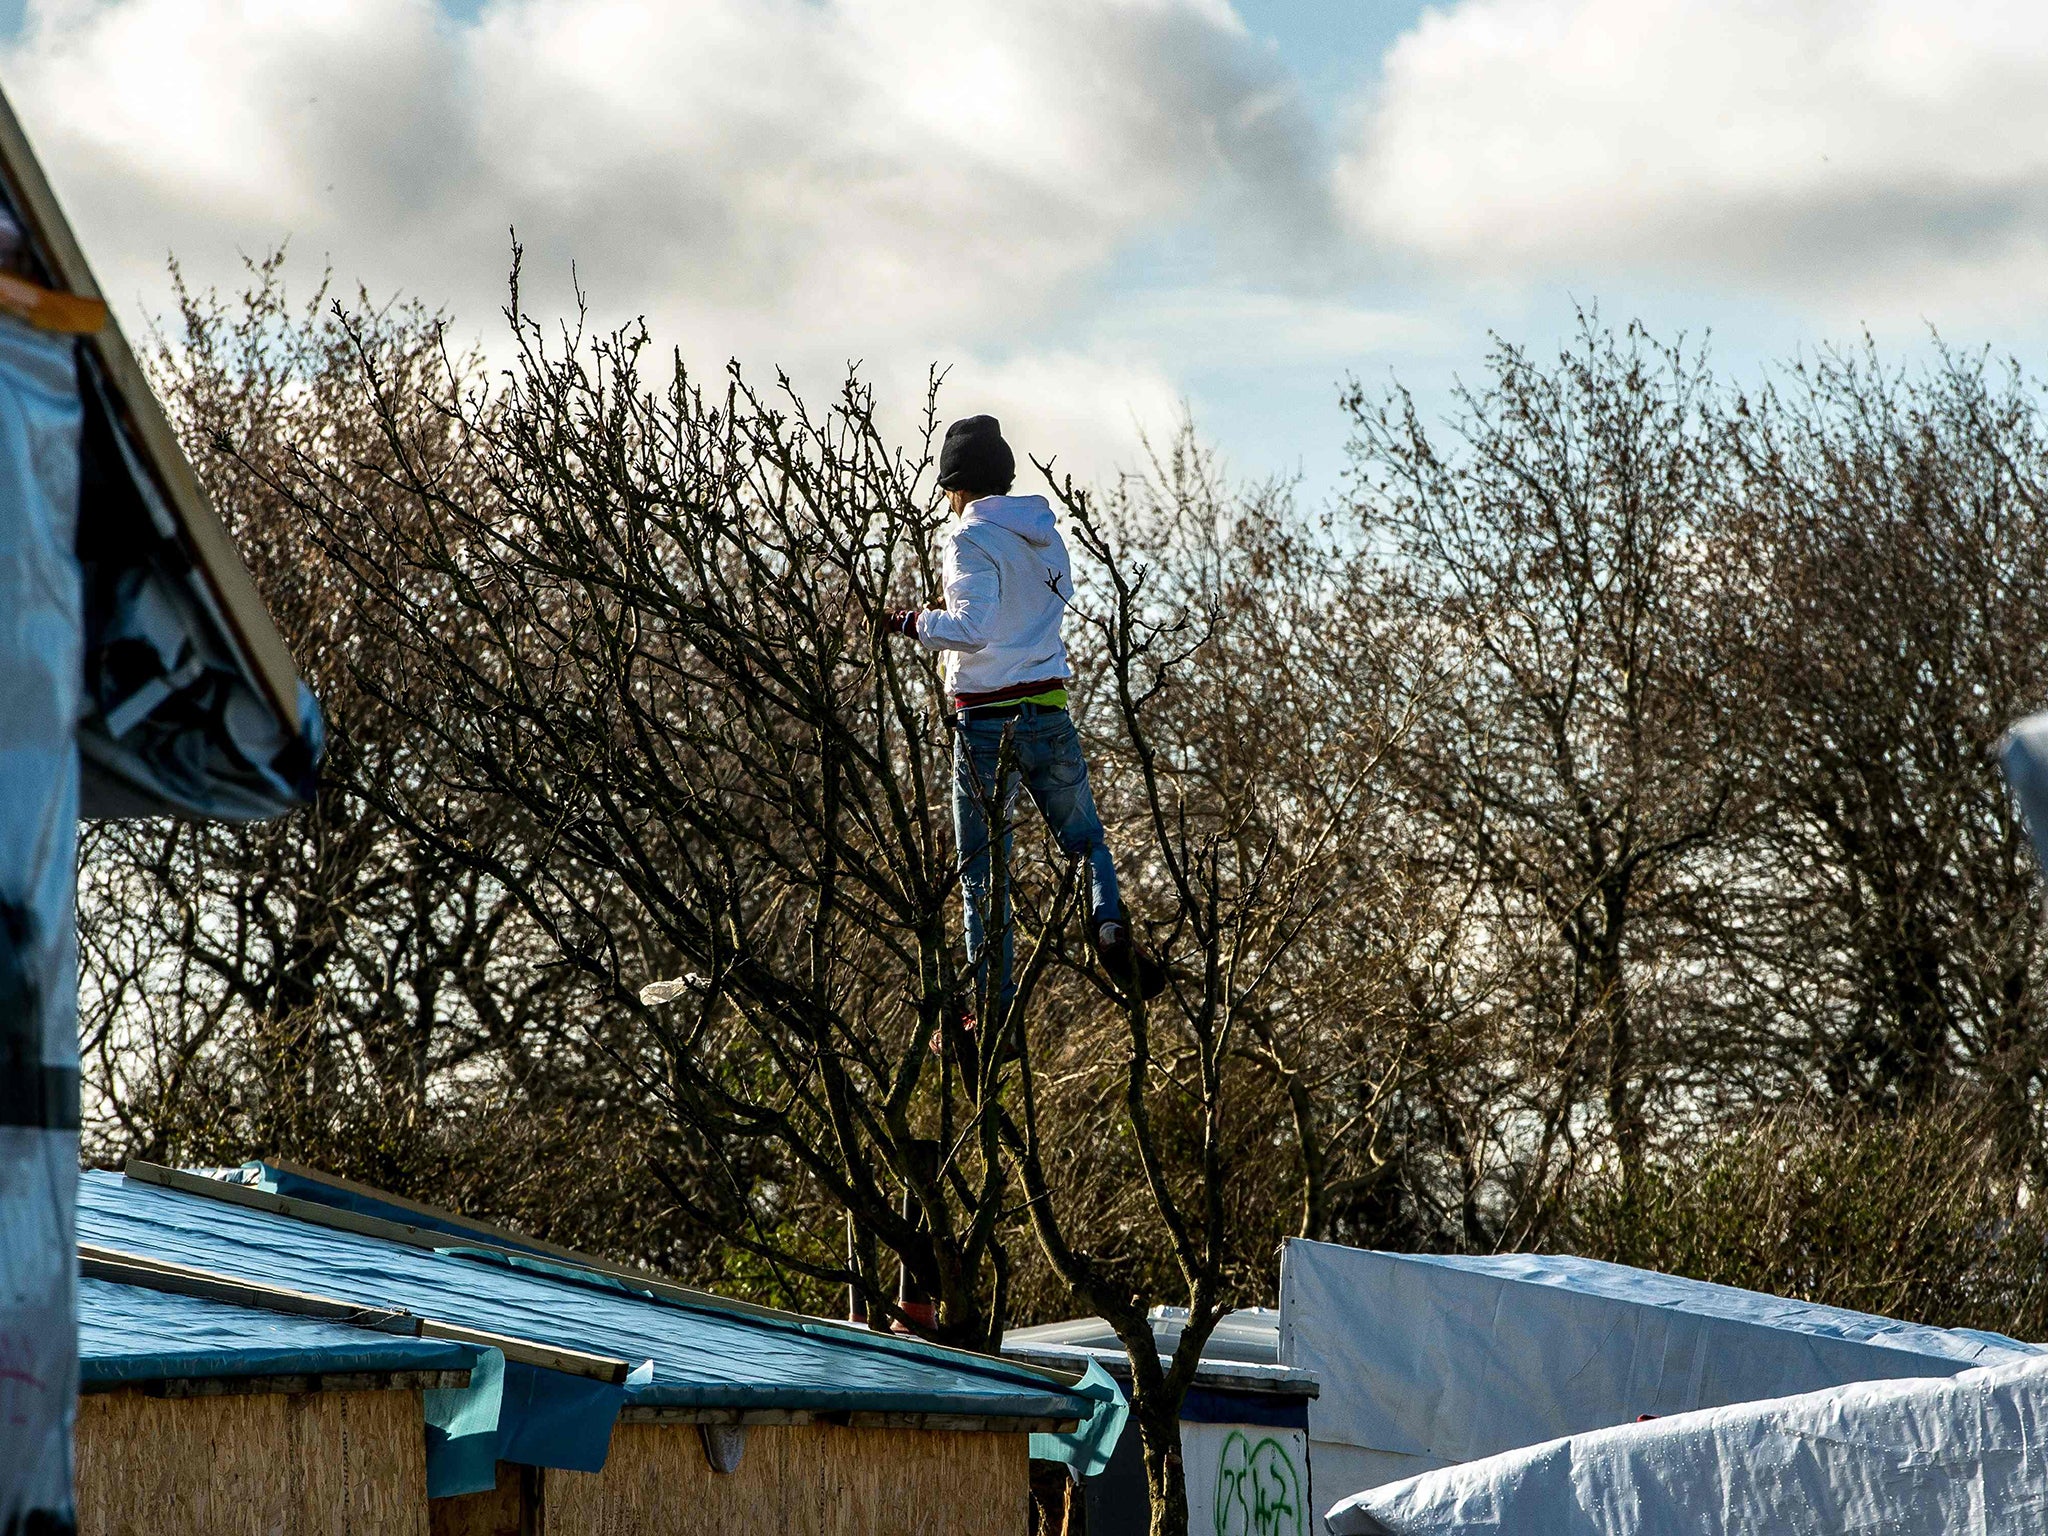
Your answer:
[546,1423,1030,1536]
[76,1387,430,1536]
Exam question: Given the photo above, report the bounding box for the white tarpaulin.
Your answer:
[1277,1239,2040,1519]
[1326,1355,2048,1535]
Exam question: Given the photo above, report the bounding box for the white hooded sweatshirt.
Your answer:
[916,494,1073,701]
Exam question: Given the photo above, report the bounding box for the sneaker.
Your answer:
[1092,919,1168,1003]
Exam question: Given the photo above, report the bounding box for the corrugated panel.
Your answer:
[78,1276,477,1386]
[79,1170,1094,1422]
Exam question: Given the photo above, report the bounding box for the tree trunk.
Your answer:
[1135,1398,1189,1536]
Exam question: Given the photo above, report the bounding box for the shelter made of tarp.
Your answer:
[1278,1238,2043,1513]
[78,1275,479,1388]
[0,77,323,1535]
[1326,1354,2048,1536]
[78,1167,1101,1495]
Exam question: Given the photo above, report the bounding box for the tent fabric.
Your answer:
[1279,1239,2040,1469]
[424,1346,510,1498]
[1325,1356,2048,1536]
[0,311,87,1533]
[73,350,322,822]
[78,1170,1097,1433]
[1029,1358,1129,1479]
[76,1275,479,1385]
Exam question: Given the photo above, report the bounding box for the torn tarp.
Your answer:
[1028,1358,1129,1479]
[74,349,321,821]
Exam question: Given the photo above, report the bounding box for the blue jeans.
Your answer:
[953,707,1121,1008]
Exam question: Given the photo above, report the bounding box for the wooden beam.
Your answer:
[418,1320,630,1385]
[0,80,302,724]
[81,1370,471,1399]
[104,1176,636,1386]
[616,1405,1078,1433]
[81,1245,417,1335]
[839,1412,1079,1434]
[128,1159,1081,1394]
[617,1407,817,1426]
[259,1157,644,1274]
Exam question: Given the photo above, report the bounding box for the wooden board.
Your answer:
[429,1462,540,1536]
[0,80,302,723]
[543,1421,1030,1536]
[76,1387,430,1536]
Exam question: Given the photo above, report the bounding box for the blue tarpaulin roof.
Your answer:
[78,1275,478,1387]
[78,1170,1092,1424]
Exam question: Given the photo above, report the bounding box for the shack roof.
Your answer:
[79,1274,477,1390]
[79,1168,1091,1424]
[1005,1307,1318,1401]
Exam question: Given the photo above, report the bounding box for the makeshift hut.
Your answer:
[1006,1306,1317,1535]
[1278,1237,2046,1521]
[76,1259,480,1536]
[79,1162,1107,1536]
[0,78,322,1529]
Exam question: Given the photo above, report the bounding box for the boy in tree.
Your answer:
[886,414,1164,1010]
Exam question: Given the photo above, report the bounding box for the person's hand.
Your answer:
[880,608,922,640]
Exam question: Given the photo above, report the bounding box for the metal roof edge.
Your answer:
[1003,1342,1319,1397]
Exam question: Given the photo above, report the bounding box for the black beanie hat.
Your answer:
[937,414,1016,494]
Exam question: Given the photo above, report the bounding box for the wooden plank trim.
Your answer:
[124,1160,1088,1409]
[418,1320,631,1385]
[617,1406,818,1426]
[615,1405,1077,1433]
[259,1156,644,1273]
[81,1246,417,1335]
[837,1411,1080,1434]
[127,1160,1075,1389]
[104,1175,634,1385]
[81,1370,470,1399]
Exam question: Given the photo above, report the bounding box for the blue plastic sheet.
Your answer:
[251,1160,562,1258]
[0,312,86,1534]
[424,1346,508,1497]
[1029,1357,1129,1478]
[77,1275,478,1385]
[78,1171,1097,1470]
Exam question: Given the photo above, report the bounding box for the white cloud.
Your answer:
[1337,0,2048,316]
[3,0,1322,475]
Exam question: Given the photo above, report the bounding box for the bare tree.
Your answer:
[1718,344,2048,1137]
[1346,319,1748,1209]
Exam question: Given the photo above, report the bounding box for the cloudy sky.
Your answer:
[4,0,2043,496]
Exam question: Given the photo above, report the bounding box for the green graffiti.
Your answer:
[1214,1430,1305,1536]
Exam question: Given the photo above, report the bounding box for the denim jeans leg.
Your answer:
[953,722,1017,1006]
[1022,715,1122,928]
